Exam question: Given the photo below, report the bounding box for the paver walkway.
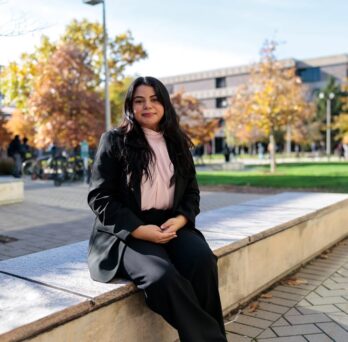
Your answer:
[224,239,348,341]
[0,178,267,260]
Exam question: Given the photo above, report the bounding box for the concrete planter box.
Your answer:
[0,192,348,341]
[0,177,24,205]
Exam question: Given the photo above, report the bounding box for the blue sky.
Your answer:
[0,0,347,77]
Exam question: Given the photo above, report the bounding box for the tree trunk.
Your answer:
[269,133,276,173]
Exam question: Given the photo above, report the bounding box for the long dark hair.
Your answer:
[118,76,194,189]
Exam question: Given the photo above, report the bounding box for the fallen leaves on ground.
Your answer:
[319,250,330,259]
[260,293,273,299]
[248,302,260,313]
[319,254,329,259]
[282,277,308,286]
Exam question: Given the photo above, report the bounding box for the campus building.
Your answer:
[160,54,348,153]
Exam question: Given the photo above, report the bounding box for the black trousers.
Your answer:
[118,209,227,342]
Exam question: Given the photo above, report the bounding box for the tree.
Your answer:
[0,19,147,147]
[170,91,220,145]
[315,77,342,121]
[61,19,147,86]
[0,115,11,150]
[333,79,348,144]
[291,103,321,147]
[29,43,104,148]
[224,40,315,172]
[224,84,266,147]
[4,108,36,144]
[109,77,134,126]
[314,77,343,147]
[0,1,48,37]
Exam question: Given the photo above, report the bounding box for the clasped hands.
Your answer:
[131,215,188,244]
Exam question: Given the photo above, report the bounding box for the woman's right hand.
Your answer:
[131,225,177,244]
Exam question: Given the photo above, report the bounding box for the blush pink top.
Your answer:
[140,127,175,210]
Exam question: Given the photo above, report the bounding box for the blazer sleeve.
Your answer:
[173,156,200,228]
[88,131,144,242]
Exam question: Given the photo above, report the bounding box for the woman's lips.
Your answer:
[142,112,155,117]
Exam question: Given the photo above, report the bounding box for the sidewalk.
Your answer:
[195,155,345,171]
[224,240,348,341]
[0,178,267,260]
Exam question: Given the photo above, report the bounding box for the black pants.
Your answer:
[118,209,227,342]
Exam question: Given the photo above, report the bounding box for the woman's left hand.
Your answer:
[160,214,188,234]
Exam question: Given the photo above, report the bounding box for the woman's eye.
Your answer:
[134,99,143,104]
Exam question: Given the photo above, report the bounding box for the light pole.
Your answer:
[83,0,111,131]
[319,92,335,159]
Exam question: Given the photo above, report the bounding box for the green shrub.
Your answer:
[0,158,14,175]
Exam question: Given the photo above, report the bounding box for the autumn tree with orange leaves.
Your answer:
[171,91,220,145]
[223,84,266,147]
[224,40,314,172]
[0,115,11,150]
[28,43,104,148]
[0,19,146,147]
[333,80,348,144]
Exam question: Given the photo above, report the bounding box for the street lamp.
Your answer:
[83,0,111,131]
[319,92,335,158]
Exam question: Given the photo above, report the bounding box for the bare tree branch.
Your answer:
[0,5,50,37]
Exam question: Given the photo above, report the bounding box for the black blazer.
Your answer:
[87,129,201,283]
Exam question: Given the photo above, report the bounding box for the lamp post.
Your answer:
[319,92,335,159]
[83,0,111,131]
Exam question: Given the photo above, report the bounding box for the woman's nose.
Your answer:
[144,100,152,108]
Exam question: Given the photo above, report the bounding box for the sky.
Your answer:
[0,0,347,78]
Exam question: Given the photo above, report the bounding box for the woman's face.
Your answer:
[132,85,164,131]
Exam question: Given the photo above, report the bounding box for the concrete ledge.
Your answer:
[0,177,24,205]
[0,192,348,341]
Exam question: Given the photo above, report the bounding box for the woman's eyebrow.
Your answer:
[133,94,157,99]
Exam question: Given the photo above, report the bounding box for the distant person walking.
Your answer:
[21,137,32,161]
[7,135,22,178]
[223,142,230,162]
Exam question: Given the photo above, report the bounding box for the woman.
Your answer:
[87,76,227,341]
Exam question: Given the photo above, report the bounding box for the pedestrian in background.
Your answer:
[87,76,227,341]
[223,142,230,162]
[21,137,32,161]
[7,135,22,178]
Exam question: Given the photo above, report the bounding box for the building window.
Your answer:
[215,77,226,88]
[297,67,321,83]
[216,97,227,108]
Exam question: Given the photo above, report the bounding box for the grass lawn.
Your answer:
[197,162,348,192]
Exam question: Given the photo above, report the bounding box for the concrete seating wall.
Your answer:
[0,192,348,342]
[0,177,24,205]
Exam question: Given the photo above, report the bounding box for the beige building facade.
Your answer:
[160,54,348,153]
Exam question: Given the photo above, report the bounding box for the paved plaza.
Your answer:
[1,178,348,341]
[0,178,267,260]
[225,240,348,341]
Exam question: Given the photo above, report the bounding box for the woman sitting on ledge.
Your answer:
[87,76,227,341]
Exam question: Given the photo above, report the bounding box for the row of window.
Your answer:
[214,67,322,88]
[165,67,323,108]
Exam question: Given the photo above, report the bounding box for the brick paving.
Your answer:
[224,240,348,341]
[0,177,267,260]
